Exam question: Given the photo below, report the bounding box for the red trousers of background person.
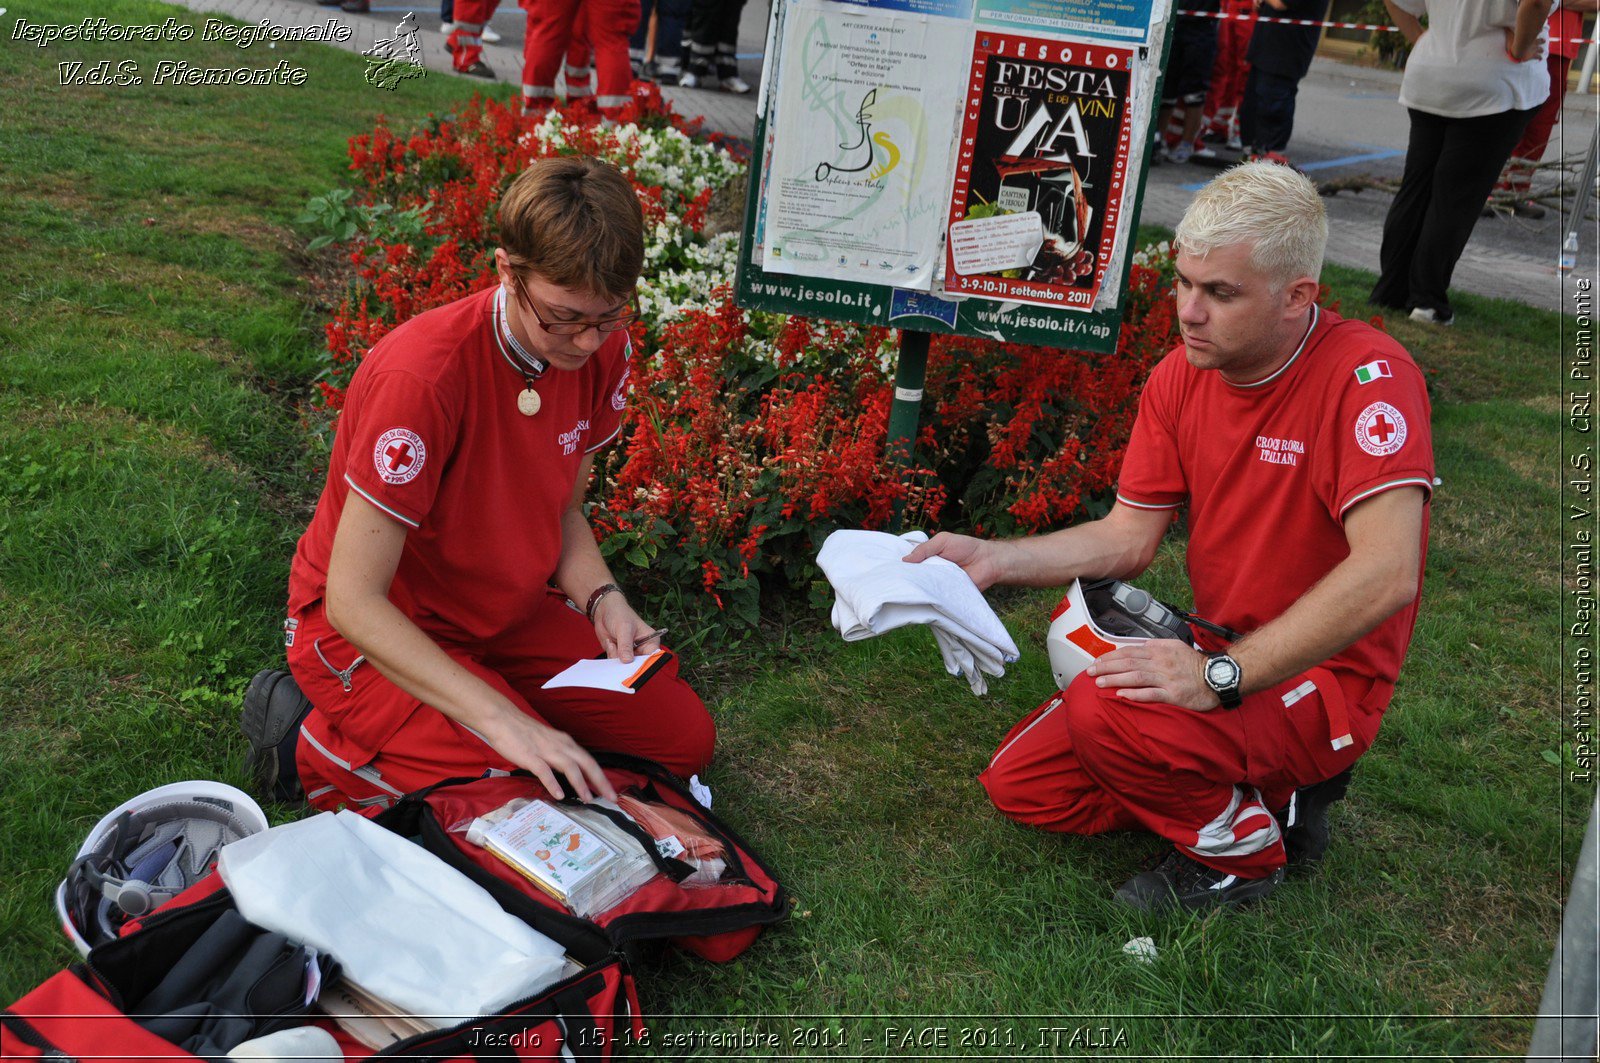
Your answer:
[520,0,641,119]
[1203,0,1257,143]
[1502,53,1575,197]
[445,0,498,74]
[287,591,714,812]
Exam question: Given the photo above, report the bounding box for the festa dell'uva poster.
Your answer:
[944,31,1135,311]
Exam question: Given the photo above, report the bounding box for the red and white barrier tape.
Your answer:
[1173,7,1598,41]
[1175,8,1397,31]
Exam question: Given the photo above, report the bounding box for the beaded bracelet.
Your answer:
[585,582,621,621]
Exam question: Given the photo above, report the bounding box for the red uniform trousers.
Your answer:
[980,668,1382,878]
[1503,53,1574,196]
[521,0,640,118]
[1203,0,1256,140]
[287,590,715,812]
[446,0,500,73]
[565,33,594,99]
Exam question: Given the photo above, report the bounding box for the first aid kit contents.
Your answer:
[125,907,334,1059]
[7,756,789,1062]
[218,810,570,1027]
[464,798,665,918]
[411,754,789,962]
[463,792,730,918]
[818,529,1020,696]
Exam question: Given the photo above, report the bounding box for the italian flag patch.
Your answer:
[1354,359,1392,385]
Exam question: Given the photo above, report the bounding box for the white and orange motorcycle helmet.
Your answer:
[1046,578,1194,690]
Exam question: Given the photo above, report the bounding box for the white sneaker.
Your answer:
[1409,307,1454,326]
[678,71,715,89]
[1225,135,1243,151]
[441,20,453,32]
[1191,145,1217,160]
[1169,143,1193,164]
[481,24,501,43]
[721,74,751,94]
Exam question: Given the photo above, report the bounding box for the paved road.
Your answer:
[163,0,1598,312]
[1140,59,1599,314]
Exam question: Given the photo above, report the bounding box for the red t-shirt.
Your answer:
[288,284,631,644]
[1116,306,1434,706]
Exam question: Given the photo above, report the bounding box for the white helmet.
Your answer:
[55,781,269,956]
[1046,578,1194,690]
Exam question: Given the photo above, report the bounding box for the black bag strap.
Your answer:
[1,1012,79,1062]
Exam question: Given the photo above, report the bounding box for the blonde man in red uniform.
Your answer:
[907,162,1433,912]
[245,156,713,811]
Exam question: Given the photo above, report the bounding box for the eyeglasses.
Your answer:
[511,275,637,336]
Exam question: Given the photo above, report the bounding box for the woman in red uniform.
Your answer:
[245,156,714,810]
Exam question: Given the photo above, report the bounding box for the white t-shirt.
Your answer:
[1393,0,1552,118]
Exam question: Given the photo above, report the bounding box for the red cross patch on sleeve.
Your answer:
[1354,402,1407,457]
[373,427,427,484]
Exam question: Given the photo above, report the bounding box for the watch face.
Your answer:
[1206,656,1239,688]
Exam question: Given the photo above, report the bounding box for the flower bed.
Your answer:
[307,89,1179,640]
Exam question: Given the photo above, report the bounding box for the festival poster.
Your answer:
[943,31,1135,312]
[972,0,1164,46]
[760,0,969,288]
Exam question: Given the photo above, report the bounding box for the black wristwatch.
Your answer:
[1203,652,1243,709]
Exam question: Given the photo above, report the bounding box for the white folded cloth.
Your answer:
[818,529,1020,695]
[218,810,567,1027]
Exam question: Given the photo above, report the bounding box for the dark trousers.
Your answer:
[685,0,747,76]
[630,0,690,64]
[1371,106,1538,317]
[1239,67,1300,153]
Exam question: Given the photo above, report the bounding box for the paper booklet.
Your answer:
[320,978,437,1049]
[320,957,587,1050]
[478,799,659,918]
[540,649,671,695]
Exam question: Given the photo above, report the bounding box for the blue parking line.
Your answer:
[1297,149,1404,172]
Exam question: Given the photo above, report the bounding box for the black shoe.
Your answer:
[242,669,313,802]
[1276,765,1353,871]
[459,58,495,79]
[1512,199,1547,220]
[340,0,369,10]
[1114,847,1284,912]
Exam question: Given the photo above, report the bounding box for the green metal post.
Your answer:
[886,329,930,532]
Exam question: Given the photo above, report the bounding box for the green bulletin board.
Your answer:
[734,0,1175,356]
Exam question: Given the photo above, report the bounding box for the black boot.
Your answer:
[241,669,314,802]
[1277,765,1355,872]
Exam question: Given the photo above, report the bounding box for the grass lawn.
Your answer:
[0,2,1586,1057]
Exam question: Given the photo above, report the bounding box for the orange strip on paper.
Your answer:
[621,649,667,689]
